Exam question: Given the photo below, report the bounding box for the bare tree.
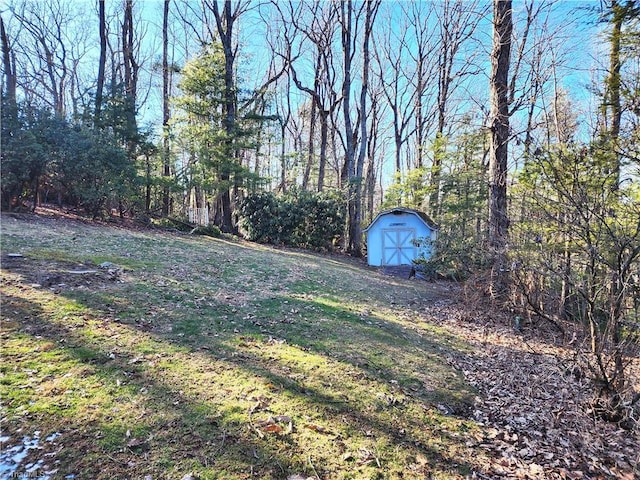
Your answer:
[488,0,512,297]
[1,14,17,105]
[274,81,293,192]
[9,0,76,115]
[261,12,297,192]
[338,0,379,256]
[428,0,483,214]
[122,0,139,151]
[339,0,356,185]
[405,1,437,171]
[95,0,106,123]
[363,48,386,224]
[509,0,556,163]
[373,6,419,179]
[270,0,341,192]
[353,0,381,250]
[338,0,359,253]
[162,0,171,215]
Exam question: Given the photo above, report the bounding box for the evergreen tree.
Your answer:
[173,43,263,229]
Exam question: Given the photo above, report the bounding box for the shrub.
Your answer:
[191,224,222,238]
[240,188,345,250]
[0,101,139,217]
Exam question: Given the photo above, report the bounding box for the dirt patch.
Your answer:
[1,254,125,292]
[3,206,153,231]
[381,265,414,278]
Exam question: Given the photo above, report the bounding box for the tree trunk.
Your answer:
[211,0,239,234]
[429,29,450,213]
[603,0,624,188]
[318,110,329,192]
[353,0,378,255]
[1,15,17,105]
[341,0,379,256]
[279,119,287,192]
[340,0,358,254]
[488,0,512,298]
[145,154,152,213]
[95,0,107,123]
[302,99,317,190]
[122,0,139,157]
[429,133,444,215]
[365,94,380,223]
[162,0,172,216]
[415,47,425,170]
[339,6,353,178]
[40,40,63,116]
[394,122,402,178]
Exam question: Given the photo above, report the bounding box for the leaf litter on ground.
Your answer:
[417,297,639,479]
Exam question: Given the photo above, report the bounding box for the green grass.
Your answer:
[1,213,487,479]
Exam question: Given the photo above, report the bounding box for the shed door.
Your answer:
[382,228,416,265]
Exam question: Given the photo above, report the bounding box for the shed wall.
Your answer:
[366,211,435,266]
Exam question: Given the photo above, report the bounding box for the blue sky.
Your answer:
[3,0,611,186]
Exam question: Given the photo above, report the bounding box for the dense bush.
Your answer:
[58,126,139,218]
[239,188,345,250]
[1,100,140,217]
[1,103,52,210]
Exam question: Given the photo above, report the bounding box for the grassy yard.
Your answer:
[1,212,485,479]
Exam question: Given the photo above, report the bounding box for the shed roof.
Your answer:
[363,207,439,232]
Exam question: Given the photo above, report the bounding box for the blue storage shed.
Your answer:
[363,207,439,266]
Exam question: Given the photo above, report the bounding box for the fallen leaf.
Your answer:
[529,463,544,475]
[261,423,283,433]
[304,423,329,434]
[253,416,286,434]
[248,396,271,414]
[357,448,381,467]
[272,415,293,434]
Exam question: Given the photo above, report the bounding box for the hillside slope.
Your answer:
[1,212,637,479]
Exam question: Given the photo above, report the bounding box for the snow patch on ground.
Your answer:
[0,431,72,480]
